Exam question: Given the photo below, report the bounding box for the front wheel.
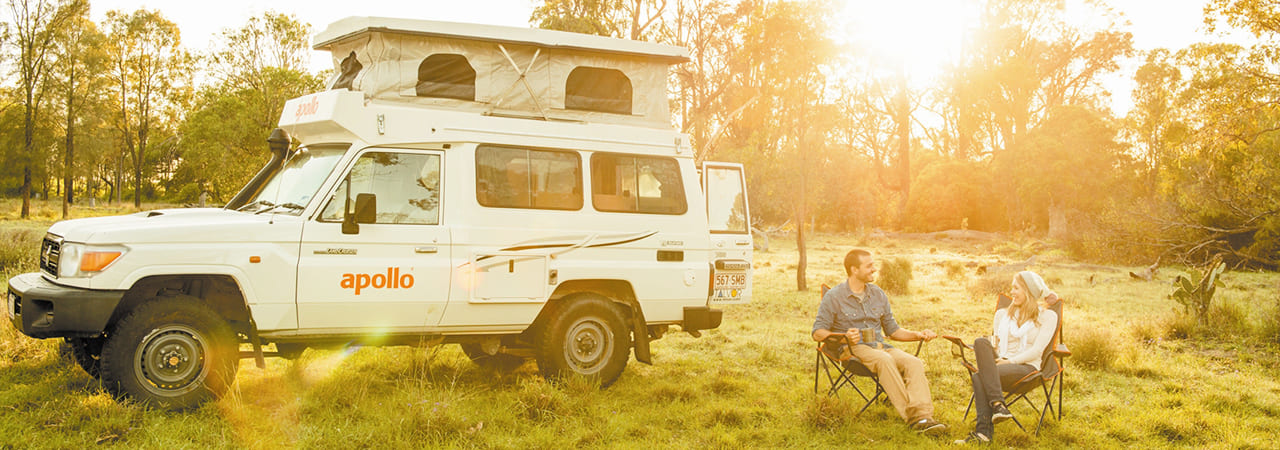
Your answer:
[533,295,631,387]
[100,296,239,410]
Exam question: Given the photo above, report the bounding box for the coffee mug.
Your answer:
[859,327,877,347]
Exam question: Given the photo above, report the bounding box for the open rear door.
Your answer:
[702,162,752,305]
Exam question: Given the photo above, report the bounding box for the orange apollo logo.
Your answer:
[295,96,320,120]
[341,268,415,295]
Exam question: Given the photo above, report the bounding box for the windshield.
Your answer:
[239,145,348,215]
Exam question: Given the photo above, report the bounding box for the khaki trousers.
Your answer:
[848,344,934,422]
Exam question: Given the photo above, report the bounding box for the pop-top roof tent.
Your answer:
[313,17,690,129]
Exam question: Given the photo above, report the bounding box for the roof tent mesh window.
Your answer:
[565,67,632,114]
[416,54,476,100]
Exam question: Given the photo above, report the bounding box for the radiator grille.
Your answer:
[39,236,61,277]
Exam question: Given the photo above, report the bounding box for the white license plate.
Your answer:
[713,272,747,300]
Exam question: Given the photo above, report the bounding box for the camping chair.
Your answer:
[942,293,1070,435]
[813,284,922,416]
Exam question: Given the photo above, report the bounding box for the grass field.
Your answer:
[2,200,1279,448]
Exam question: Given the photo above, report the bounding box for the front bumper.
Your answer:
[7,272,125,339]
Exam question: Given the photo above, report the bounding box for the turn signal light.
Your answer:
[79,251,123,272]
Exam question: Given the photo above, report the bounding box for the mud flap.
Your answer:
[626,300,652,365]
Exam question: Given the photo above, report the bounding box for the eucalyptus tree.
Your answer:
[173,11,321,203]
[7,0,85,217]
[49,7,107,217]
[103,8,190,207]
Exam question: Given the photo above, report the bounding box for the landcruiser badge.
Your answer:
[341,268,415,295]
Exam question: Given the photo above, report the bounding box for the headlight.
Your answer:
[58,243,128,278]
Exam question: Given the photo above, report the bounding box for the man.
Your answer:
[812,248,944,434]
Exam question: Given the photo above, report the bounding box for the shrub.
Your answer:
[1170,257,1225,323]
[966,273,1007,300]
[943,260,968,281]
[877,257,912,295]
[1072,327,1118,370]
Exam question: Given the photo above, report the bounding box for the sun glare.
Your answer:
[836,0,978,81]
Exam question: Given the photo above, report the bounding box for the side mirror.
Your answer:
[342,193,376,234]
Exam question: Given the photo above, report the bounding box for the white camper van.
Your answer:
[6,17,752,409]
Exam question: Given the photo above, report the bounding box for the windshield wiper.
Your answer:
[238,200,275,212]
[255,202,306,215]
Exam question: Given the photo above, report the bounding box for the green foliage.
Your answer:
[904,158,1003,232]
[1171,258,1226,321]
[876,257,912,295]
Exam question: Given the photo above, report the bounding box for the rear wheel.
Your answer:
[534,295,631,387]
[63,337,105,378]
[100,296,239,410]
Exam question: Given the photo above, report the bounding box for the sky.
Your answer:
[84,0,1255,115]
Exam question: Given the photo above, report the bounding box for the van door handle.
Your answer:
[415,246,438,254]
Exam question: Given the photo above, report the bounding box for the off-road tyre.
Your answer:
[533,295,631,387]
[64,337,105,378]
[460,343,527,372]
[99,296,239,410]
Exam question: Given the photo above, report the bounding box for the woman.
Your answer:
[957,271,1059,444]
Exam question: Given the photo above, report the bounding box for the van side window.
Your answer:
[565,67,632,114]
[320,151,442,224]
[476,146,582,210]
[590,153,686,215]
[417,53,476,100]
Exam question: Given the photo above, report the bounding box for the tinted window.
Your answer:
[565,67,632,114]
[417,54,476,100]
[320,151,442,225]
[591,154,686,215]
[476,146,582,210]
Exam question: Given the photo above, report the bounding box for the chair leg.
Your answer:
[1034,381,1055,436]
[1058,371,1065,420]
[856,378,885,417]
[814,353,821,395]
[963,393,974,422]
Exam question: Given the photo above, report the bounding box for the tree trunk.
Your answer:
[63,72,76,219]
[796,168,808,292]
[21,92,34,218]
[1047,201,1070,241]
[892,66,911,220]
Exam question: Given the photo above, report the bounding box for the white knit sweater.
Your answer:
[992,308,1058,371]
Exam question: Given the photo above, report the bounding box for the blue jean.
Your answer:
[971,337,1035,438]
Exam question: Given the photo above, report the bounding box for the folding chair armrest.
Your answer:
[939,335,978,372]
[1053,343,1071,357]
[941,335,972,350]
